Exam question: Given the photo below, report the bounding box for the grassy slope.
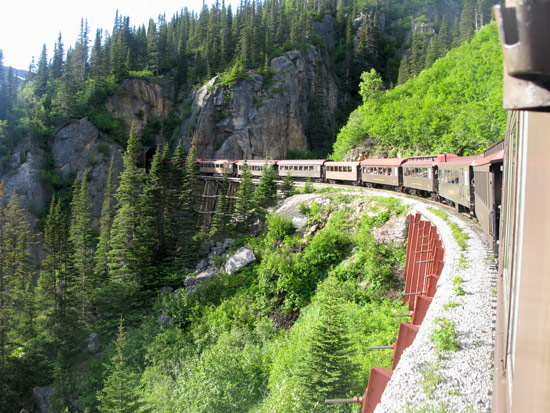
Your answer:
[332,23,506,159]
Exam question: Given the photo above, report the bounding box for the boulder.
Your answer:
[86,333,100,354]
[33,387,54,413]
[158,315,174,327]
[224,247,256,274]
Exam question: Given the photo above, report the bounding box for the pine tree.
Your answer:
[70,173,95,325]
[95,159,116,280]
[51,33,65,80]
[36,197,80,366]
[280,172,295,198]
[459,0,476,44]
[296,276,358,405]
[424,37,439,68]
[234,157,255,216]
[210,171,230,235]
[96,319,141,412]
[135,145,174,288]
[107,123,143,310]
[174,146,200,270]
[35,45,49,98]
[397,56,410,85]
[253,158,278,207]
[0,185,35,368]
[437,16,451,55]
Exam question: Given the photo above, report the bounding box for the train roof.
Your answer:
[436,154,484,167]
[277,159,327,165]
[472,150,505,166]
[197,159,234,162]
[324,160,361,166]
[403,154,458,166]
[235,159,279,165]
[360,158,406,166]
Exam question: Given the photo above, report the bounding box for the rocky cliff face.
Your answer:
[178,48,339,159]
[106,78,175,137]
[52,119,124,224]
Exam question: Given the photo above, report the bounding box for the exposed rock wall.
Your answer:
[178,48,340,159]
[106,78,175,136]
[52,118,124,224]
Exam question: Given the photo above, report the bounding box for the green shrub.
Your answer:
[431,317,460,351]
[267,214,295,243]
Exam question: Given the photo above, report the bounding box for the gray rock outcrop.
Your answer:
[106,78,175,136]
[179,48,339,159]
[52,118,124,224]
[224,247,256,274]
[33,386,54,413]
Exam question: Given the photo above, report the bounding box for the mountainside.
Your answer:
[332,23,505,160]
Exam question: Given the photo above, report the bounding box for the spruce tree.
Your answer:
[253,158,278,207]
[280,172,295,198]
[107,123,143,311]
[70,173,95,325]
[296,276,358,405]
[36,197,80,367]
[174,145,200,270]
[234,157,255,216]
[96,319,141,412]
[95,159,116,280]
[397,56,410,85]
[210,171,230,235]
[0,185,35,368]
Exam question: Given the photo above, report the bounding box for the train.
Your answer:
[198,141,504,252]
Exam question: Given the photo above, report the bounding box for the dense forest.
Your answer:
[0,0,505,410]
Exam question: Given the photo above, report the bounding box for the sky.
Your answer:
[0,0,237,70]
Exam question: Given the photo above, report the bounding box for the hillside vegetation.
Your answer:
[332,23,505,160]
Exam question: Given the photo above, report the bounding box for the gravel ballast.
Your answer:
[354,190,497,412]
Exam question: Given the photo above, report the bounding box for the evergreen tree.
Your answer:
[424,37,439,68]
[135,145,173,288]
[0,184,35,368]
[95,159,115,280]
[437,16,451,55]
[280,172,295,198]
[51,33,65,80]
[36,197,80,370]
[210,171,230,235]
[253,158,278,207]
[107,123,143,311]
[459,0,476,44]
[397,56,410,85]
[234,157,255,216]
[35,45,49,98]
[70,173,95,325]
[174,145,200,270]
[96,319,141,412]
[296,276,358,405]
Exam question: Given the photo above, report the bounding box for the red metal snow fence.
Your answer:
[403,213,445,310]
[356,213,444,412]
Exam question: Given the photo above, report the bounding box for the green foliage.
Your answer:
[332,24,505,160]
[428,207,449,221]
[280,173,295,198]
[303,178,315,194]
[453,276,466,296]
[431,317,460,352]
[420,360,444,397]
[127,69,154,80]
[449,222,469,250]
[294,276,359,407]
[266,214,295,243]
[97,319,141,412]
